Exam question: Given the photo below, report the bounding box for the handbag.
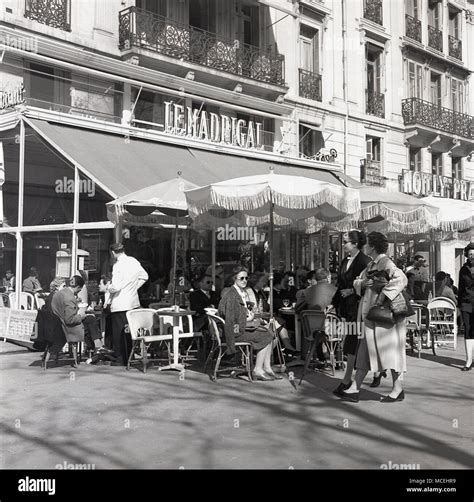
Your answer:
[366,304,395,326]
[388,290,415,318]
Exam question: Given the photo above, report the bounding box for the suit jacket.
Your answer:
[218,286,247,354]
[332,252,371,321]
[189,289,220,314]
[295,283,337,314]
[458,262,474,311]
[51,288,84,342]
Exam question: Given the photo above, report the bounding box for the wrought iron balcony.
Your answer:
[24,0,71,31]
[363,0,383,25]
[405,14,422,42]
[428,25,443,52]
[402,98,474,139]
[299,69,322,101]
[366,90,385,118]
[448,35,462,60]
[118,6,285,86]
[360,160,385,186]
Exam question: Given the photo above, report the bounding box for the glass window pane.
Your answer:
[78,173,112,223]
[22,231,73,292]
[0,232,17,299]
[23,127,74,226]
[1,127,19,227]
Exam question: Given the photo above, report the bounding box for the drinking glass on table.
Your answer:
[282,299,291,308]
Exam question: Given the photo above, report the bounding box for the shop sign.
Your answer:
[0,307,37,345]
[311,148,338,163]
[401,169,474,201]
[0,83,25,110]
[164,101,263,149]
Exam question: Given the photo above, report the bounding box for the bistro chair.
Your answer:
[427,297,457,355]
[205,313,253,382]
[299,310,326,385]
[9,292,35,310]
[324,312,345,375]
[126,309,173,373]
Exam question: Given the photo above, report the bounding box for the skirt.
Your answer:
[236,327,273,351]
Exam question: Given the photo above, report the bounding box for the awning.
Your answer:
[422,196,474,231]
[25,118,346,199]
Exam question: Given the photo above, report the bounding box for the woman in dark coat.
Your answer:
[332,231,371,397]
[218,266,278,381]
[458,243,474,371]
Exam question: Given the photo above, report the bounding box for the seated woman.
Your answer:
[218,266,281,381]
[246,272,298,353]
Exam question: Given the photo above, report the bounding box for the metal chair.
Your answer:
[204,313,253,382]
[324,312,345,375]
[126,309,173,373]
[299,310,326,385]
[406,303,423,358]
[427,297,457,355]
[9,292,35,310]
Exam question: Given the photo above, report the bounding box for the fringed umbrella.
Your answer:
[107,173,199,304]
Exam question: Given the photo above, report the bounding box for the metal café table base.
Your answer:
[154,309,195,372]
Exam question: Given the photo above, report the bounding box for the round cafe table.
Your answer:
[154,309,196,372]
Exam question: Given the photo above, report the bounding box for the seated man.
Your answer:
[23,267,42,294]
[434,271,457,305]
[189,273,220,332]
[296,270,317,303]
[295,268,337,314]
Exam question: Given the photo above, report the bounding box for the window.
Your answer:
[299,124,324,158]
[26,62,71,109]
[431,153,442,175]
[299,25,319,74]
[408,61,423,98]
[366,136,381,162]
[409,147,422,172]
[452,157,462,179]
[406,0,419,18]
[189,0,216,32]
[449,10,460,39]
[428,0,441,29]
[366,44,383,94]
[241,4,260,48]
[136,0,167,16]
[451,78,464,113]
[430,72,442,107]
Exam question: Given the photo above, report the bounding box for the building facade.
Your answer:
[0,0,473,297]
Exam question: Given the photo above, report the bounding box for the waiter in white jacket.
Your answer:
[107,243,148,365]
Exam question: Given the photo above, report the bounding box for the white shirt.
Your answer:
[109,254,148,312]
[345,250,359,272]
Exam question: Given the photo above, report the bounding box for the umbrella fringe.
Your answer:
[360,203,438,227]
[438,217,474,232]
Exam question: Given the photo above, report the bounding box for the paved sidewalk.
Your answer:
[1,340,472,469]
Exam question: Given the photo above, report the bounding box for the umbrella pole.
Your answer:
[172,213,178,306]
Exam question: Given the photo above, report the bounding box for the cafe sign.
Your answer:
[164,100,263,149]
[401,169,474,201]
[0,83,25,110]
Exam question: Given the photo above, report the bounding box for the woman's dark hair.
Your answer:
[346,230,367,250]
[247,272,266,289]
[463,243,474,258]
[435,271,446,282]
[273,271,285,286]
[367,232,389,255]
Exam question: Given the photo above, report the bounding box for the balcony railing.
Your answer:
[118,6,285,86]
[428,25,443,52]
[402,98,474,139]
[24,0,71,31]
[366,90,385,118]
[448,35,462,60]
[405,14,422,42]
[363,0,383,25]
[361,160,385,186]
[299,69,322,101]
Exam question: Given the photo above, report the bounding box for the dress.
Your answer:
[458,262,474,340]
[218,286,273,353]
[354,254,408,373]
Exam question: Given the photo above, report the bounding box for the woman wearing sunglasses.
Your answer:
[218,266,280,381]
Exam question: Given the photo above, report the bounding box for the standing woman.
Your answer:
[332,230,371,397]
[458,243,474,371]
[218,266,280,381]
[337,232,408,403]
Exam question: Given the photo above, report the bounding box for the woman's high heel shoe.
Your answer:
[265,370,283,380]
[370,370,387,388]
[461,364,472,371]
[252,371,273,381]
[380,390,405,403]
